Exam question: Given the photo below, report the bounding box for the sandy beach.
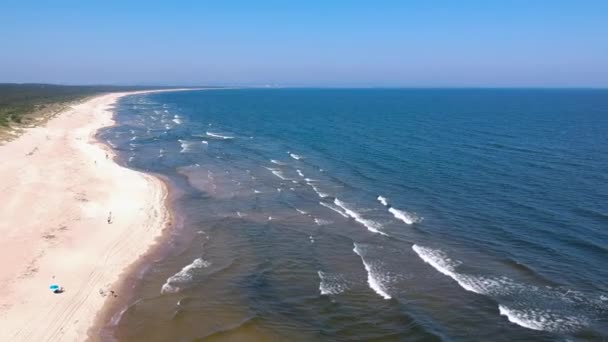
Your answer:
[0,91,173,341]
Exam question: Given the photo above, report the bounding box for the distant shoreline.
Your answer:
[0,85,208,142]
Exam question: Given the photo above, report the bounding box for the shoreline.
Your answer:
[90,173,184,341]
[0,89,193,341]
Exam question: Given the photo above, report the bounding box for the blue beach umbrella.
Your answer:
[49,284,60,291]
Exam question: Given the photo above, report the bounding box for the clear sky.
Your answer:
[1,0,607,87]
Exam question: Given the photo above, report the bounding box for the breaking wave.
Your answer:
[206,132,234,139]
[289,152,302,160]
[377,195,388,206]
[388,207,421,225]
[265,167,289,180]
[353,243,391,299]
[308,182,330,198]
[178,139,195,153]
[161,257,210,294]
[319,201,349,218]
[498,305,588,333]
[314,218,333,226]
[377,195,421,224]
[318,271,348,295]
[334,199,387,236]
[412,245,607,333]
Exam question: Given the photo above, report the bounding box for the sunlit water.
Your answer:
[99,89,608,341]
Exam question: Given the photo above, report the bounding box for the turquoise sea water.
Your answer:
[100,89,608,341]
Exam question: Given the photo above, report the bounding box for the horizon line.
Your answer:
[1,83,607,90]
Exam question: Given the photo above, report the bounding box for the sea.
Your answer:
[98,89,608,341]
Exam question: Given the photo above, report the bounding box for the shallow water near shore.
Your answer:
[100,89,608,341]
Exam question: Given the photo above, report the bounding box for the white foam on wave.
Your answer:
[412,245,524,296]
[319,202,349,218]
[264,167,291,181]
[412,245,603,333]
[353,243,391,299]
[412,245,461,278]
[272,170,288,180]
[172,115,182,124]
[130,136,137,141]
[274,171,288,180]
[161,257,210,294]
[289,152,302,160]
[335,199,387,236]
[314,218,333,226]
[377,196,388,206]
[389,207,420,225]
[296,169,304,177]
[499,305,588,333]
[201,140,208,145]
[206,132,234,139]
[378,196,421,224]
[270,159,286,165]
[309,183,330,198]
[318,271,348,295]
[178,139,195,153]
[295,208,308,215]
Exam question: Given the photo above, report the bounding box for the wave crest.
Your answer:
[412,244,606,333]
[161,258,210,294]
[353,243,391,299]
[335,199,387,236]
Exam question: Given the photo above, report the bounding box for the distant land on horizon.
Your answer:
[0,84,195,138]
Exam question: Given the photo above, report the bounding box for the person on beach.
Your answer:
[107,211,112,224]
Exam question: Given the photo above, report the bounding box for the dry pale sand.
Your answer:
[0,90,179,341]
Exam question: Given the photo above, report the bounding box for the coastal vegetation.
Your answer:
[0,84,164,139]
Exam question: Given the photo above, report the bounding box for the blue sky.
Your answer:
[1,1,607,87]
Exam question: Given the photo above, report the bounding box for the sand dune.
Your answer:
[0,91,175,341]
